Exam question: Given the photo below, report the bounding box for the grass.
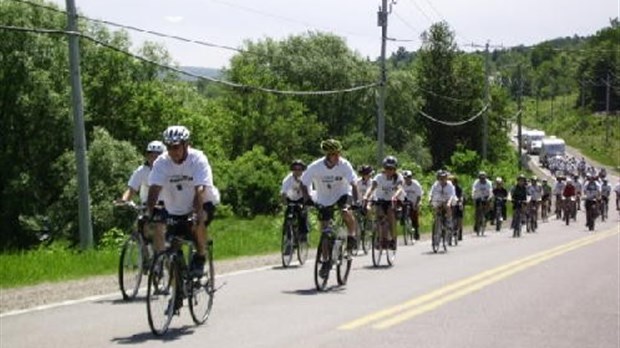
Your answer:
[1,208,490,289]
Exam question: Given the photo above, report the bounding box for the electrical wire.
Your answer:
[0,24,379,95]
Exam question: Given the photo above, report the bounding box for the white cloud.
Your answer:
[164,16,184,23]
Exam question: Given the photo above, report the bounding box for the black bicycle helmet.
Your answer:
[358,164,373,175]
[290,159,306,170]
[382,155,398,169]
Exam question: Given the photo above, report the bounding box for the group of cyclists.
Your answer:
[114,130,618,333]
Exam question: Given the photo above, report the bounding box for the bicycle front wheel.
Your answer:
[371,230,383,267]
[297,233,309,266]
[281,224,294,268]
[314,236,330,291]
[189,250,215,325]
[432,218,441,253]
[147,252,176,336]
[402,217,413,245]
[336,243,352,285]
[119,233,144,301]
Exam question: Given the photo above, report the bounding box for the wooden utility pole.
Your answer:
[376,0,389,164]
[66,0,93,249]
[517,64,523,171]
[482,41,490,160]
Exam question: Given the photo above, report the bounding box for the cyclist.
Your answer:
[364,156,403,250]
[355,165,374,214]
[449,175,464,240]
[428,170,456,229]
[562,178,577,219]
[541,178,552,215]
[527,177,543,223]
[492,177,508,222]
[146,125,214,277]
[395,170,423,241]
[510,174,529,230]
[573,174,583,211]
[280,160,310,246]
[583,175,601,226]
[553,175,566,218]
[472,171,492,234]
[614,180,620,211]
[117,141,166,251]
[301,139,358,277]
[600,178,611,216]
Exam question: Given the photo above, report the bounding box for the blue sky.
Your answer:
[49,0,618,69]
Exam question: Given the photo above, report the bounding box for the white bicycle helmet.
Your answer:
[162,125,190,145]
[146,140,165,153]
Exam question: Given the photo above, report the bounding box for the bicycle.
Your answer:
[399,200,416,246]
[474,198,489,237]
[115,201,153,301]
[512,200,527,238]
[540,198,549,222]
[146,216,215,336]
[599,197,608,222]
[526,200,539,233]
[431,202,451,253]
[353,205,372,256]
[371,201,397,266]
[313,205,352,291]
[493,197,506,232]
[585,199,598,231]
[281,202,309,268]
[563,197,576,226]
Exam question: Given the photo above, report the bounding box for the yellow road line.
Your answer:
[339,229,619,331]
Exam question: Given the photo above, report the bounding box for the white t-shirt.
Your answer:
[372,172,403,201]
[127,163,151,204]
[149,148,212,215]
[281,173,304,201]
[301,157,357,206]
[399,179,423,202]
[527,184,543,201]
[614,183,620,196]
[472,179,493,200]
[583,181,601,200]
[355,177,372,203]
[429,181,456,207]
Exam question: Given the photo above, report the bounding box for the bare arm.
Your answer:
[146,185,162,216]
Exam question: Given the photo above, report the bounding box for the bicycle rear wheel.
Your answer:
[189,249,215,325]
[402,217,413,245]
[119,233,144,300]
[361,221,372,255]
[371,229,384,267]
[281,224,294,268]
[314,235,330,291]
[297,234,309,265]
[147,252,176,336]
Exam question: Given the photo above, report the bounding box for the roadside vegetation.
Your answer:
[0,2,616,288]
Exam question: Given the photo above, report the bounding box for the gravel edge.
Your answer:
[0,253,282,314]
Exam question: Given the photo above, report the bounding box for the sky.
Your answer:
[47,0,619,69]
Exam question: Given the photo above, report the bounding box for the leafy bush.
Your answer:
[220,146,287,217]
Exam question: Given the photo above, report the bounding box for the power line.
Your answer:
[416,103,489,126]
[0,24,379,95]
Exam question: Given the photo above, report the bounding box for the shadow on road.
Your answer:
[282,286,347,296]
[111,326,194,344]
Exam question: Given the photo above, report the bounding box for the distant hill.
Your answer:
[176,66,222,81]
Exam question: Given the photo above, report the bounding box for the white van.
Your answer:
[539,137,566,167]
[526,130,546,154]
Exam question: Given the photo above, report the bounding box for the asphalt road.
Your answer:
[2,209,618,348]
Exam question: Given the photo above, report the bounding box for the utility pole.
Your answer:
[517,64,523,171]
[376,0,391,164]
[66,0,93,249]
[605,72,611,145]
[482,41,490,160]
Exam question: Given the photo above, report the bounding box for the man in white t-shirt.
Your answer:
[301,139,358,278]
[395,170,423,241]
[119,140,165,205]
[280,159,309,243]
[364,156,404,249]
[147,125,214,278]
